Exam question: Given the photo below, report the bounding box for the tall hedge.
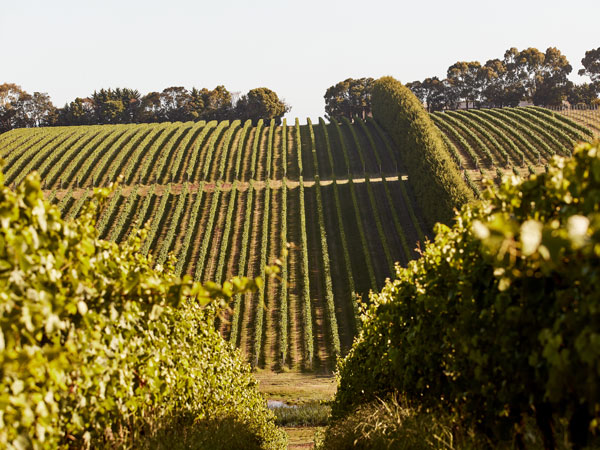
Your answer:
[331,141,600,447]
[371,76,472,227]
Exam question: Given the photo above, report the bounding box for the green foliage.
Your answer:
[371,76,473,227]
[216,120,241,180]
[193,188,222,281]
[321,394,470,450]
[432,113,481,168]
[0,171,285,448]
[463,170,481,199]
[472,109,541,161]
[272,402,331,427]
[253,180,271,367]
[455,109,526,166]
[168,121,205,182]
[229,183,255,347]
[367,117,426,242]
[141,183,171,255]
[175,184,204,277]
[156,183,188,265]
[446,110,509,166]
[333,141,600,446]
[491,108,561,157]
[185,121,217,181]
[236,88,290,123]
[365,177,395,274]
[324,78,374,120]
[200,120,229,181]
[108,184,139,242]
[308,119,340,358]
[298,175,314,367]
[527,106,594,139]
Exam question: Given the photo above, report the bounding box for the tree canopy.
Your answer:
[405,46,598,110]
[0,84,290,132]
[0,83,57,132]
[235,87,290,123]
[324,77,374,120]
[579,47,600,85]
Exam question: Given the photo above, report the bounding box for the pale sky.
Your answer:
[1,0,598,120]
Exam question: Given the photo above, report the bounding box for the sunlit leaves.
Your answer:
[334,141,600,445]
[0,172,285,448]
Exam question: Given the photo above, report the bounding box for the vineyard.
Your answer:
[553,106,600,137]
[0,117,425,372]
[0,106,596,373]
[431,106,595,197]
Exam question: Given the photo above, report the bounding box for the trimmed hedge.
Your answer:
[371,76,472,227]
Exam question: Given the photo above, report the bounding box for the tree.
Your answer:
[0,83,26,132]
[236,87,290,123]
[531,47,572,106]
[0,84,57,131]
[58,97,95,125]
[324,78,374,120]
[406,77,447,112]
[503,47,546,101]
[27,92,58,127]
[197,85,232,121]
[89,88,140,124]
[446,61,482,109]
[579,47,600,85]
[159,86,192,122]
[139,91,162,122]
[566,82,598,107]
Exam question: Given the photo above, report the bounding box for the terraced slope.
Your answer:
[431,106,594,197]
[0,118,426,372]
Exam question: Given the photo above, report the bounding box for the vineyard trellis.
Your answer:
[2,106,582,371]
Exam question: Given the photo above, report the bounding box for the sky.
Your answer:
[2,0,599,120]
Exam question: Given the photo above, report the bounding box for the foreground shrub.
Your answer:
[0,172,286,449]
[319,394,473,450]
[271,402,331,427]
[371,76,473,228]
[333,141,600,448]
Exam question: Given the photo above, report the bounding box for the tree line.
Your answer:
[0,84,290,133]
[324,47,600,118]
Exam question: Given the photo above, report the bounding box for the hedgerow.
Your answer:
[333,141,600,448]
[367,118,426,242]
[0,171,286,449]
[371,76,472,227]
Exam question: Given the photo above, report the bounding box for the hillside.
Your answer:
[431,106,595,194]
[0,117,426,372]
[0,106,595,373]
